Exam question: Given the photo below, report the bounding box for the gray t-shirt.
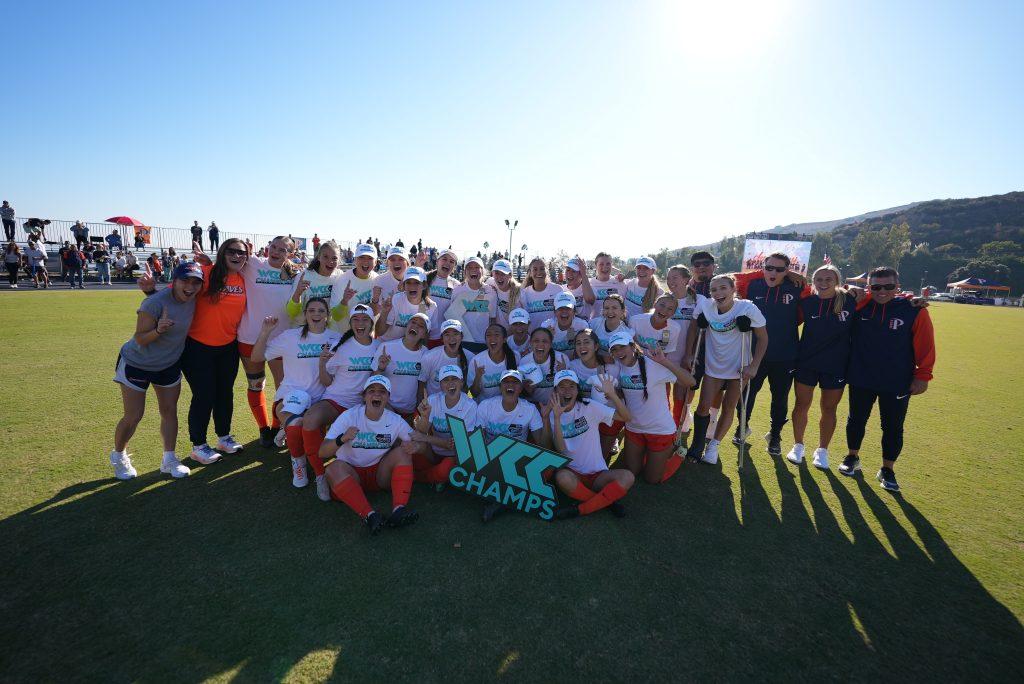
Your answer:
[119,288,196,371]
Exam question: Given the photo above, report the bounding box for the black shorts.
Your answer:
[692,358,706,389]
[793,367,846,390]
[114,354,182,392]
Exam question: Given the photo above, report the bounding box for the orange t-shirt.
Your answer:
[188,263,246,346]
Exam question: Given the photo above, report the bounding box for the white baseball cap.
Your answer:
[281,389,312,415]
[608,331,634,349]
[355,243,377,258]
[492,259,512,274]
[363,374,392,392]
[518,363,545,385]
[636,256,657,270]
[554,369,580,386]
[465,256,485,269]
[387,247,409,261]
[409,312,431,327]
[500,369,524,383]
[509,308,530,326]
[438,248,458,261]
[348,303,374,321]
[440,319,463,334]
[565,258,585,272]
[554,292,576,310]
[438,364,464,381]
[404,266,426,282]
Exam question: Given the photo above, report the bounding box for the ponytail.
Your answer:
[502,341,518,370]
[332,328,356,352]
[640,276,663,312]
[635,347,649,402]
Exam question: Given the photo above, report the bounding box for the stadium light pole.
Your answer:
[505,218,518,259]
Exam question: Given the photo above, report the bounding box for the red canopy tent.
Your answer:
[946,277,1011,296]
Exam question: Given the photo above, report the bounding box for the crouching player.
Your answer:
[549,370,634,519]
[412,364,478,485]
[319,375,419,534]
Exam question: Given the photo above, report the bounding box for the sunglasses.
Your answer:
[225,248,247,257]
[764,265,788,272]
[691,260,714,267]
[870,283,897,291]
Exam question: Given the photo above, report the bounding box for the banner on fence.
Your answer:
[742,238,812,275]
[136,226,152,245]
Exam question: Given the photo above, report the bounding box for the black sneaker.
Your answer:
[765,432,782,456]
[364,511,384,535]
[386,505,419,528]
[685,438,706,462]
[838,455,861,477]
[877,468,900,493]
[553,504,580,520]
[481,502,505,523]
[259,426,275,449]
[608,501,627,518]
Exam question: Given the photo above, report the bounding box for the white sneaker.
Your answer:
[274,429,287,448]
[216,435,243,454]
[160,453,191,478]
[812,448,830,470]
[315,474,331,501]
[10,284,16,289]
[190,444,222,465]
[291,456,309,488]
[110,450,137,480]
[786,443,805,465]
[701,440,720,465]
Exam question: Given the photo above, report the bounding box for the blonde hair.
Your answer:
[640,274,665,312]
[710,273,736,289]
[812,264,846,314]
[522,257,548,290]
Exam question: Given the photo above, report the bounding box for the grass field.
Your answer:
[1,292,1022,682]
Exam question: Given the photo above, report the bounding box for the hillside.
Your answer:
[765,202,923,236]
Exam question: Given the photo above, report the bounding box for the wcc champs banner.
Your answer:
[742,238,812,275]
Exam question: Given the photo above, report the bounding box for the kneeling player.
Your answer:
[413,364,478,484]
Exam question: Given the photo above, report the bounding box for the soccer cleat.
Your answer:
[259,426,275,448]
[160,454,191,478]
[190,444,222,465]
[364,511,385,535]
[216,435,243,454]
[315,474,331,501]
[877,467,900,492]
[812,448,830,470]
[786,443,805,465]
[385,505,420,528]
[481,502,506,523]
[685,439,706,463]
[273,429,287,448]
[608,501,627,518]
[110,451,138,480]
[765,432,782,456]
[701,440,720,465]
[291,456,308,488]
[553,503,580,520]
[838,455,861,477]
[732,426,751,446]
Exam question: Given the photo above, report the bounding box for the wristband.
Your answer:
[335,434,345,446]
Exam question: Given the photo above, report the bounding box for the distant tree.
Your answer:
[947,259,1011,284]
[978,241,1023,261]
[810,232,844,269]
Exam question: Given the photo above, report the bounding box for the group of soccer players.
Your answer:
[110,238,935,534]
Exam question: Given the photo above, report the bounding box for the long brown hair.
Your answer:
[206,238,246,301]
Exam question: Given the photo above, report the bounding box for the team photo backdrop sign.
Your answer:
[446,417,569,520]
[742,238,812,275]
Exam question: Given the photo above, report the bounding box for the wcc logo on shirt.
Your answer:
[308,284,333,299]
[394,360,422,377]
[619,374,646,391]
[352,431,394,450]
[430,284,453,300]
[463,298,490,313]
[446,416,569,520]
[297,343,327,358]
[256,269,295,286]
[526,298,555,313]
[346,355,374,371]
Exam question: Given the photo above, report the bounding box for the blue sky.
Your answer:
[4,0,1022,256]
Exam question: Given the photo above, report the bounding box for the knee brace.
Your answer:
[245,372,266,392]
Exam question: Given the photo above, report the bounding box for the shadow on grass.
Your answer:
[2,439,1022,681]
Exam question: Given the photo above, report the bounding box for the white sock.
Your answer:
[111,449,124,458]
[708,438,720,446]
[163,450,176,460]
[709,407,720,421]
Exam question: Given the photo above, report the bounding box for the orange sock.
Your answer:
[390,464,413,508]
[331,477,373,518]
[284,425,304,458]
[579,480,627,515]
[415,457,455,483]
[567,480,597,501]
[661,453,683,483]
[247,389,269,429]
[672,399,685,427]
[302,428,324,461]
[271,400,282,429]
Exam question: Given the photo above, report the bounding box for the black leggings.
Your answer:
[5,263,18,285]
[180,337,239,446]
[738,360,794,435]
[845,385,910,462]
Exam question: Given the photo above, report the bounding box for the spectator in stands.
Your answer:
[5,242,21,288]
[58,241,72,281]
[312,233,321,251]
[83,241,94,263]
[1,201,14,242]
[209,221,220,250]
[25,240,49,288]
[94,243,112,285]
[134,230,145,249]
[125,251,140,279]
[147,252,164,281]
[105,228,123,250]
[191,221,203,249]
[396,238,405,248]
[25,218,49,243]
[71,221,89,248]
[63,243,86,289]
[114,251,128,279]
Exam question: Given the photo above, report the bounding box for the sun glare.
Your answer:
[664,0,795,60]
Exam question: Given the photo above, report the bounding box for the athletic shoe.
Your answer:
[386,505,420,528]
[877,467,900,492]
[812,448,830,470]
[732,426,751,446]
[190,444,222,465]
[259,426,275,448]
[481,502,506,523]
[609,501,627,518]
[685,438,706,463]
[160,454,190,478]
[838,455,861,477]
[553,503,580,520]
[110,451,137,480]
[315,474,331,501]
[364,511,384,535]
[10,284,16,288]
[273,429,287,448]
[291,456,308,488]
[216,435,243,454]
[765,432,782,456]
[786,443,805,465]
[701,440,720,465]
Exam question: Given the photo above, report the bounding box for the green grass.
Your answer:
[1,293,1022,682]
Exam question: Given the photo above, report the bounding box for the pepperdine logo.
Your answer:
[446,416,569,520]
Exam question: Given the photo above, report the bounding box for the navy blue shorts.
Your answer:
[114,354,182,392]
[793,367,846,390]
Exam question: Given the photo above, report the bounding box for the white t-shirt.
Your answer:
[567,284,592,320]
[26,247,46,265]
[696,297,766,380]
[486,279,516,329]
[372,340,427,413]
[669,295,703,363]
[419,345,477,397]
[374,271,403,303]
[568,358,613,403]
[623,278,663,318]
[426,274,459,339]
[330,270,378,334]
[265,328,341,400]
[238,256,298,345]
[590,317,635,353]
[508,334,532,358]
[476,396,543,441]
[611,357,676,435]
[291,269,342,314]
[323,337,381,408]
[551,400,615,475]
[518,350,570,406]
[382,293,438,342]
[325,405,413,467]
[588,277,626,307]
[541,316,589,356]
[470,351,515,402]
[425,392,478,457]
[629,313,681,356]
[447,283,497,343]
[518,283,566,331]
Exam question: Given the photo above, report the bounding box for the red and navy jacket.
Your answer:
[735,272,811,363]
[796,294,857,376]
[848,297,936,394]
[691,278,711,298]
